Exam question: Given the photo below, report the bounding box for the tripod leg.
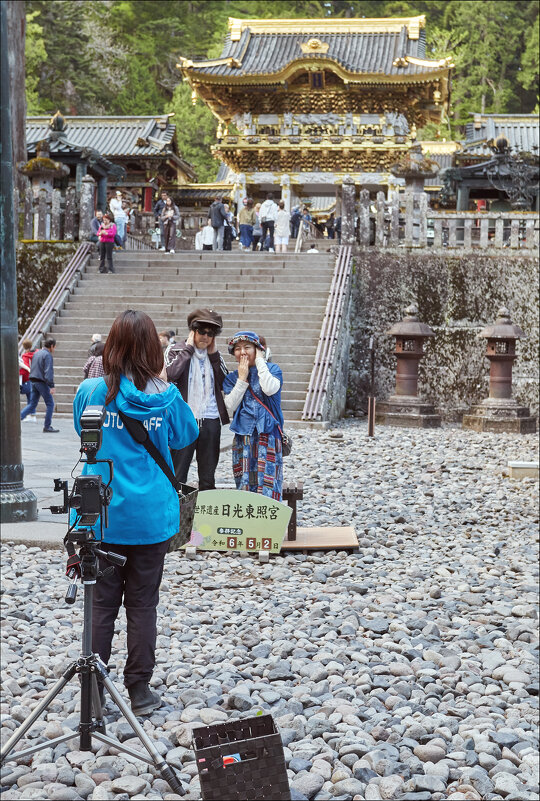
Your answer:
[91,673,106,734]
[96,668,185,795]
[0,663,78,765]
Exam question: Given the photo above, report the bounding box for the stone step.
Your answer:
[81,274,332,288]
[71,285,330,299]
[58,310,325,325]
[51,397,305,415]
[91,252,333,262]
[58,302,327,317]
[89,259,333,272]
[51,321,322,336]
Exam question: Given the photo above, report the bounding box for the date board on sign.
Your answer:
[184,489,292,553]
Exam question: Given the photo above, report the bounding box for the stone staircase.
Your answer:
[42,250,336,421]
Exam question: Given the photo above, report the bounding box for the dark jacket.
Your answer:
[166,342,229,425]
[91,216,102,235]
[29,347,55,387]
[153,197,167,220]
[209,201,228,229]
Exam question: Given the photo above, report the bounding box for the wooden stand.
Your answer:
[281,526,358,552]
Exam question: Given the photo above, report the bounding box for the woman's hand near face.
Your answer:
[238,354,249,381]
[186,330,195,347]
[207,336,217,354]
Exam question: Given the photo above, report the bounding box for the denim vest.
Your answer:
[223,363,283,436]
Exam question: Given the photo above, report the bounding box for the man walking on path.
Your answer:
[20,337,59,433]
[208,197,228,251]
[166,309,229,489]
[259,193,279,252]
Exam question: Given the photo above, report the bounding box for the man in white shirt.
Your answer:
[109,191,128,247]
[258,193,279,252]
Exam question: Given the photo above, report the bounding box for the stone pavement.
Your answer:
[1,420,234,549]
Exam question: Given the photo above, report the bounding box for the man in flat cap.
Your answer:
[165,309,229,489]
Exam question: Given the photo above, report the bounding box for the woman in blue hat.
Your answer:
[223,331,284,501]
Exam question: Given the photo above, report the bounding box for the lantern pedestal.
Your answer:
[462,399,536,434]
[462,307,536,435]
[376,396,442,428]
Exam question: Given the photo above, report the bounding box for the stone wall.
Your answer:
[17,242,79,335]
[347,249,539,420]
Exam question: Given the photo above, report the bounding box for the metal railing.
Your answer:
[18,242,93,353]
[294,219,327,252]
[125,232,154,251]
[302,245,353,420]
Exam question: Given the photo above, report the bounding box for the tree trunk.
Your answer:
[6,0,26,195]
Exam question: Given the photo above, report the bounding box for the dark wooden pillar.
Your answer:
[0,2,37,523]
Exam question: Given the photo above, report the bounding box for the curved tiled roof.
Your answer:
[26,116,176,158]
[183,23,450,80]
[463,114,539,157]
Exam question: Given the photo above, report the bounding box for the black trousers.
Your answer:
[92,538,170,688]
[99,241,114,273]
[260,220,275,250]
[171,417,221,490]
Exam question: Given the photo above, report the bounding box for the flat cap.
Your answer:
[187,308,223,330]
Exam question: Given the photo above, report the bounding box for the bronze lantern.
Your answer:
[463,307,536,433]
[376,304,441,428]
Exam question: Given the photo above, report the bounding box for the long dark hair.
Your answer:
[103,310,163,404]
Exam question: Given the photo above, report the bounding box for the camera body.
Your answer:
[71,475,112,528]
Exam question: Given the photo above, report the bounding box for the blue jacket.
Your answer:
[29,348,55,387]
[223,363,284,436]
[73,375,198,545]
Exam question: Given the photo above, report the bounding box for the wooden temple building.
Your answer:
[178,15,453,210]
[25,112,196,213]
[442,113,539,211]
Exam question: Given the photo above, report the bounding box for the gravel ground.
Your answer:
[1,421,538,801]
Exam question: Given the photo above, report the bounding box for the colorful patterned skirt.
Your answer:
[232,431,283,501]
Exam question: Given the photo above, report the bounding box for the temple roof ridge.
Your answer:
[226,15,427,40]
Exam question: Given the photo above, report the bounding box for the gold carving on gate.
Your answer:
[299,38,330,54]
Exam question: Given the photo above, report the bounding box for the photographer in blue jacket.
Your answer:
[73,310,198,715]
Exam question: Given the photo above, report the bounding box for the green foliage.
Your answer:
[519,14,539,91]
[167,83,219,182]
[25,10,48,114]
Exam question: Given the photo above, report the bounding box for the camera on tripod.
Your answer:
[48,405,114,533]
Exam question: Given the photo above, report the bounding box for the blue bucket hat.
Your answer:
[228,330,264,355]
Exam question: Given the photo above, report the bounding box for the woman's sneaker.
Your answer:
[128,681,161,716]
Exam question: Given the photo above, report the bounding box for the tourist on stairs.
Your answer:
[160,196,180,254]
[97,213,117,274]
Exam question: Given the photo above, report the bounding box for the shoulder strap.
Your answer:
[248,387,283,437]
[118,410,180,491]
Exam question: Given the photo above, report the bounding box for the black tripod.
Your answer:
[0,534,185,795]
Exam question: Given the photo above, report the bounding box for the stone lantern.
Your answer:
[376,304,441,428]
[463,307,536,433]
[389,143,439,195]
[18,139,69,239]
